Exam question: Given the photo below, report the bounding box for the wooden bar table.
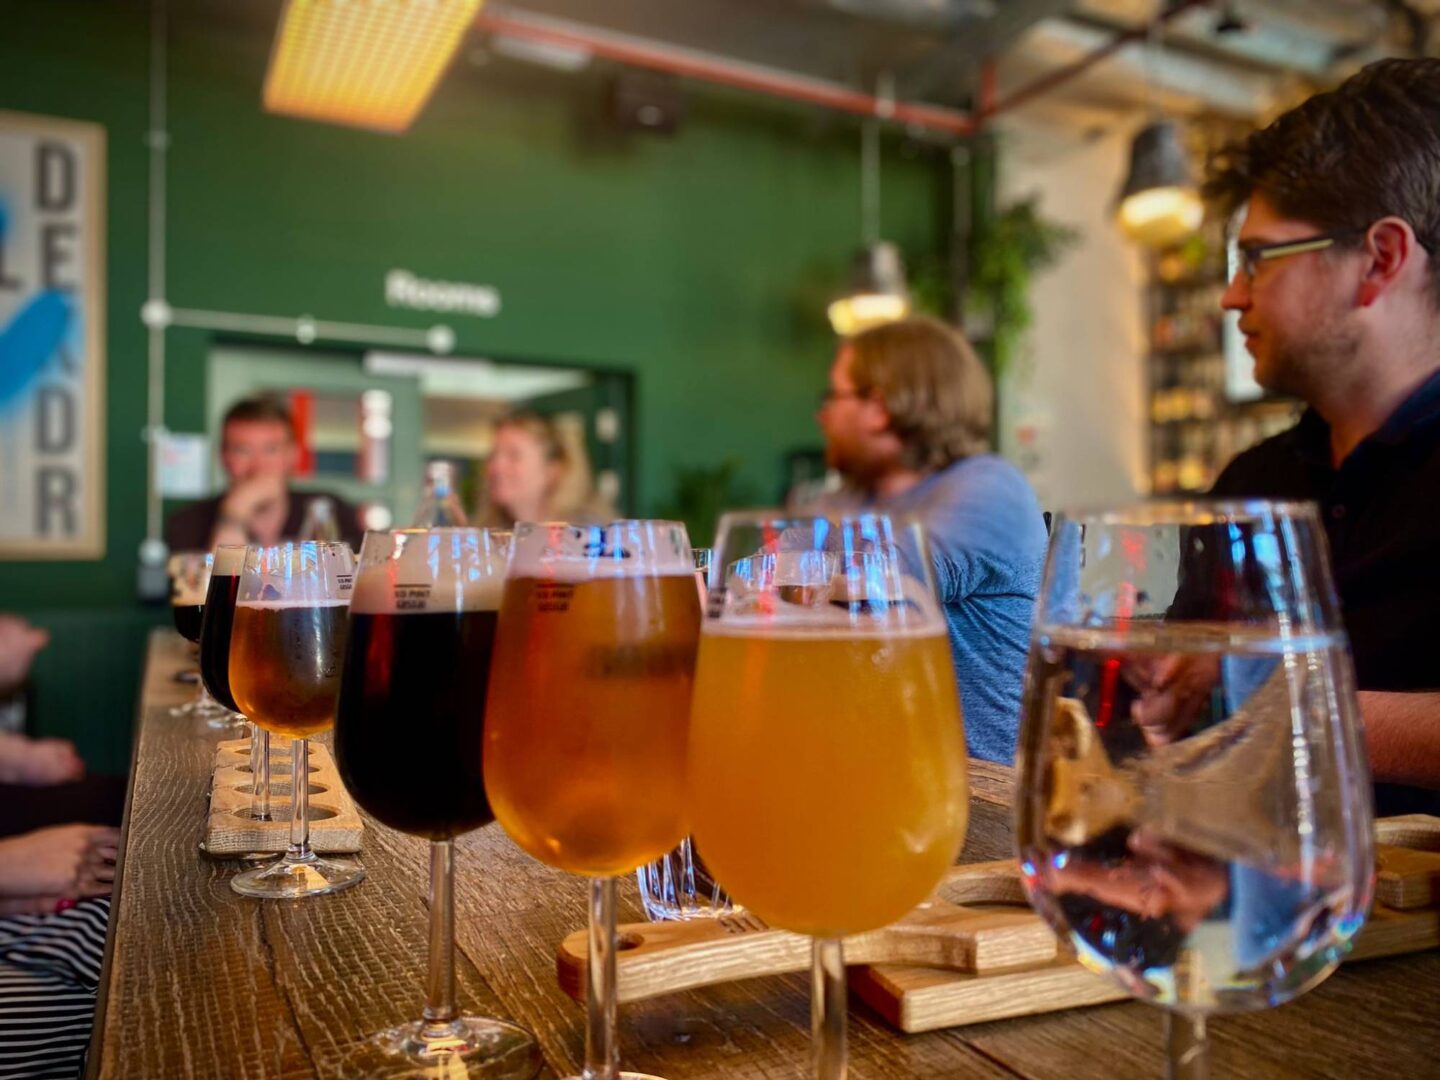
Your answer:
[89,630,1440,1078]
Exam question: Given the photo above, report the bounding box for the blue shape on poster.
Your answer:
[0,290,71,409]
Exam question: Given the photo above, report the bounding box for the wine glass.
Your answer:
[202,543,274,825]
[335,527,540,1077]
[635,546,738,923]
[1015,501,1374,1078]
[228,541,365,899]
[484,521,701,1080]
[167,551,230,724]
[686,513,970,1079]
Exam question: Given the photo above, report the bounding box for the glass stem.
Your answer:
[287,737,311,862]
[811,937,847,1080]
[421,839,458,1037]
[584,876,619,1080]
[249,723,270,822]
[1165,1013,1209,1080]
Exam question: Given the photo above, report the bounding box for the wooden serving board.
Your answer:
[203,737,363,856]
[556,816,1440,1033]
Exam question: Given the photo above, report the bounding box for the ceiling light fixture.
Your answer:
[264,0,484,134]
[1115,21,1203,248]
[828,100,911,337]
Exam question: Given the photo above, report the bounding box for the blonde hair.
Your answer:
[477,411,613,527]
[847,316,993,471]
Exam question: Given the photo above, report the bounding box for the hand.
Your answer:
[1125,654,1222,746]
[219,473,288,529]
[0,733,84,785]
[0,824,120,900]
[0,614,49,695]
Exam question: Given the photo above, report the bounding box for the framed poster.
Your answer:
[0,110,106,559]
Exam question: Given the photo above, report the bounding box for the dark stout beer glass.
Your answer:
[335,527,539,1078]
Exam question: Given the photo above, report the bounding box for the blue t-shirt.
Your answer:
[848,455,1047,763]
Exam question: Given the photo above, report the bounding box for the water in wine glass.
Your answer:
[1016,503,1375,1080]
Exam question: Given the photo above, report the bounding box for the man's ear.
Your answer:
[1357,217,1419,307]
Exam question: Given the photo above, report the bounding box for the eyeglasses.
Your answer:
[1230,230,1363,281]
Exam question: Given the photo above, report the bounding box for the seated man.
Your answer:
[1202,57,1440,811]
[811,316,1047,764]
[164,396,363,552]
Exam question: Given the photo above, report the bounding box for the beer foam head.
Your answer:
[351,528,509,614]
[508,520,693,581]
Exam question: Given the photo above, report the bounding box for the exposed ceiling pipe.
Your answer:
[473,6,977,134]
[473,2,1217,136]
[980,0,1214,119]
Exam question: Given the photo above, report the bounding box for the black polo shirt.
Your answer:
[1211,369,1440,814]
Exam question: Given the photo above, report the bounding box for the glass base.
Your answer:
[230,852,365,899]
[563,1073,667,1080]
[352,1016,542,1079]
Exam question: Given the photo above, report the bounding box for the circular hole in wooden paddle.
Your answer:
[616,932,644,951]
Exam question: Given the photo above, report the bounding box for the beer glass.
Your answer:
[199,545,245,716]
[228,541,363,899]
[485,521,701,1080]
[335,528,540,1078]
[687,513,969,1080]
[203,544,275,822]
[1015,502,1374,1078]
[635,546,736,922]
[167,551,230,724]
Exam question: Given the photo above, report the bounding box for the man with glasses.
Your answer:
[811,315,1047,765]
[1163,58,1440,807]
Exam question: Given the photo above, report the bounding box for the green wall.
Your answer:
[0,0,952,768]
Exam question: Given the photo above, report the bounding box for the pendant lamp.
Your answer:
[828,114,911,336]
[1115,22,1203,248]
[1117,120,1204,247]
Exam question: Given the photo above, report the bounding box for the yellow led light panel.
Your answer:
[264,0,483,133]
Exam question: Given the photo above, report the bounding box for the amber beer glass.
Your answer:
[334,528,539,1078]
[485,521,701,1080]
[228,541,362,900]
[687,514,969,1080]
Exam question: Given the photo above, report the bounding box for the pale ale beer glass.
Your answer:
[1016,502,1373,1078]
[688,513,969,1080]
[335,528,540,1078]
[485,521,701,1080]
[167,551,229,724]
[688,518,967,1080]
[228,541,363,899]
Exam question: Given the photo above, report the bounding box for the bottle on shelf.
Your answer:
[412,461,469,527]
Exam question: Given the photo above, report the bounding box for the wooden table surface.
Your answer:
[89,630,1440,1078]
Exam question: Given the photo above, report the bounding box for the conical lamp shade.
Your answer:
[827,242,911,336]
[1117,120,1204,248]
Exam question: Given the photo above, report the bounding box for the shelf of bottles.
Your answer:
[1146,234,1303,496]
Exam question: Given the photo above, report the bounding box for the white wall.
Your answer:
[993,104,1150,510]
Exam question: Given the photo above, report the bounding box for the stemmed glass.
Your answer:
[635,546,737,922]
[202,544,271,824]
[686,513,970,1079]
[1015,501,1375,1078]
[335,528,540,1077]
[167,551,229,724]
[484,521,702,1080]
[228,541,365,899]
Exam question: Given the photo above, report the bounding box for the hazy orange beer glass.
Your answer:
[228,541,362,900]
[687,514,969,1079]
[484,520,700,1080]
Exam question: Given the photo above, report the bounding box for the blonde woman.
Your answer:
[477,412,614,528]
